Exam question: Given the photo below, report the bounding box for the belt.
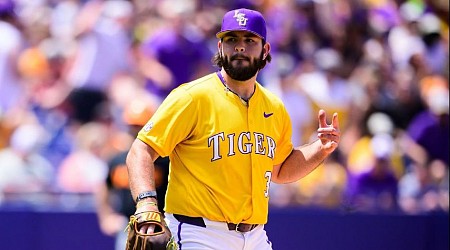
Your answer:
[173,214,258,233]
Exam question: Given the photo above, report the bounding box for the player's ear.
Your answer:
[263,43,270,59]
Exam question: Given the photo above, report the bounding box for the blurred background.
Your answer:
[0,0,448,249]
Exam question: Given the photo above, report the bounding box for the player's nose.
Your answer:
[235,41,245,52]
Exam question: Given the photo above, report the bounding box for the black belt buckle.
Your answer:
[234,223,242,233]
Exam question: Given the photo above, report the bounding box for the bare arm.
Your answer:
[126,139,160,212]
[272,110,340,184]
[94,183,127,236]
[137,55,174,90]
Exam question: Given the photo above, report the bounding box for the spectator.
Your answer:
[0,0,25,116]
[407,75,449,165]
[137,5,212,102]
[56,122,109,194]
[65,0,134,91]
[293,156,348,209]
[398,159,449,214]
[95,95,169,250]
[22,41,75,169]
[346,133,400,213]
[296,48,356,134]
[0,123,54,201]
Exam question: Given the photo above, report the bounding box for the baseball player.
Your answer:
[126,8,340,250]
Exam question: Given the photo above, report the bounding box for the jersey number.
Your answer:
[264,171,272,198]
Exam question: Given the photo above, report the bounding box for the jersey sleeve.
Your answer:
[137,86,197,157]
[273,105,294,165]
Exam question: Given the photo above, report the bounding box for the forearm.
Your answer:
[126,139,158,202]
[273,139,329,183]
[94,184,115,216]
[94,184,127,235]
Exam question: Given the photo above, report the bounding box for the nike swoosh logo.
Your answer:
[264,112,273,118]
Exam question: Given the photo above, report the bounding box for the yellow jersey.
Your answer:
[138,73,293,224]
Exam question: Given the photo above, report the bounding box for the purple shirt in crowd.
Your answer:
[407,111,449,165]
[140,29,206,98]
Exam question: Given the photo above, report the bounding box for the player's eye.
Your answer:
[224,37,237,43]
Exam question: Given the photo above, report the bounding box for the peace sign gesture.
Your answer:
[317,109,340,154]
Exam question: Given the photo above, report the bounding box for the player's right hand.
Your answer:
[135,200,159,234]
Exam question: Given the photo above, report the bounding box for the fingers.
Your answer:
[138,224,156,234]
[317,132,340,142]
[318,110,339,130]
[332,112,339,130]
[318,109,327,128]
[317,110,340,149]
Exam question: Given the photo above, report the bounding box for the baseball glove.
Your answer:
[125,211,177,250]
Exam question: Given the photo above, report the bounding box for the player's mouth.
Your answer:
[231,54,250,61]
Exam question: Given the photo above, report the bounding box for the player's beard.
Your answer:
[222,51,264,81]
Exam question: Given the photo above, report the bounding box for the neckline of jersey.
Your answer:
[216,71,256,105]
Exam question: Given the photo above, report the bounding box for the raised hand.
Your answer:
[317,109,340,154]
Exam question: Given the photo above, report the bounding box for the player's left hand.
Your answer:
[317,109,340,154]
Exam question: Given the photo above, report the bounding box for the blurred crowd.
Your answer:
[0,0,448,215]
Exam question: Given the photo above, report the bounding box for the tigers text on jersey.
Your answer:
[137,73,293,224]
